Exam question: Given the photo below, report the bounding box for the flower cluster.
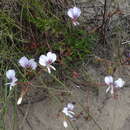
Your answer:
[6,52,57,105]
[62,103,75,128]
[104,76,125,95]
[5,6,81,91]
[5,5,81,90]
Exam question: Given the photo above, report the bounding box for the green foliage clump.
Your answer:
[0,0,98,72]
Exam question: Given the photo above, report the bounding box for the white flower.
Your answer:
[19,56,37,70]
[62,103,75,119]
[39,52,57,73]
[6,69,18,90]
[63,120,68,128]
[104,76,125,95]
[114,78,125,88]
[67,7,81,26]
[17,96,23,105]
[62,103,76,128]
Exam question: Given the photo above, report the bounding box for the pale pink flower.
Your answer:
[62,103,75,119]
[39,52,56,73]
[62,107,75,118]
[104,76,125,95]
[19,56,37,70]
[62,103,76,128]
[67,7,81,26]
[6,69,18,90]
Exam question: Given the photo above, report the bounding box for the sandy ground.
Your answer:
[5,62,130,130]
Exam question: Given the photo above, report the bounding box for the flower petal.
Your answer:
[67,8,74,18]
[5,78,17,91]
[114,78,125,88]
[68,111,75,115]
[9,85,13,91]
[73,21,79,26]
[47,67,51,74]
[106,86,111,93]
[63,120,68,128]
[6,69,16,80]
[17,96,23,105]
[10,77,18,88]
[67,111,75,118]
[19,56,29,68]
[73,7,81,17]
[67,103,74,110]
[47,52,57,63]
[104,76,113,85]
[39,55,48,66]
[50,65,56,71]
[29,59,37,70]
[62,107,68,115]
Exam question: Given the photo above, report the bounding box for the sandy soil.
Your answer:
[5,61,130,130]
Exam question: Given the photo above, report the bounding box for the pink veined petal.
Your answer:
[104,76,113,85]
[29,59,37,70]
[114,78,125,88]
[73,7,81,17]
[39,55,48,66]
[6,69,16,80]
[19,56,29,68]
[47,52,57,63]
